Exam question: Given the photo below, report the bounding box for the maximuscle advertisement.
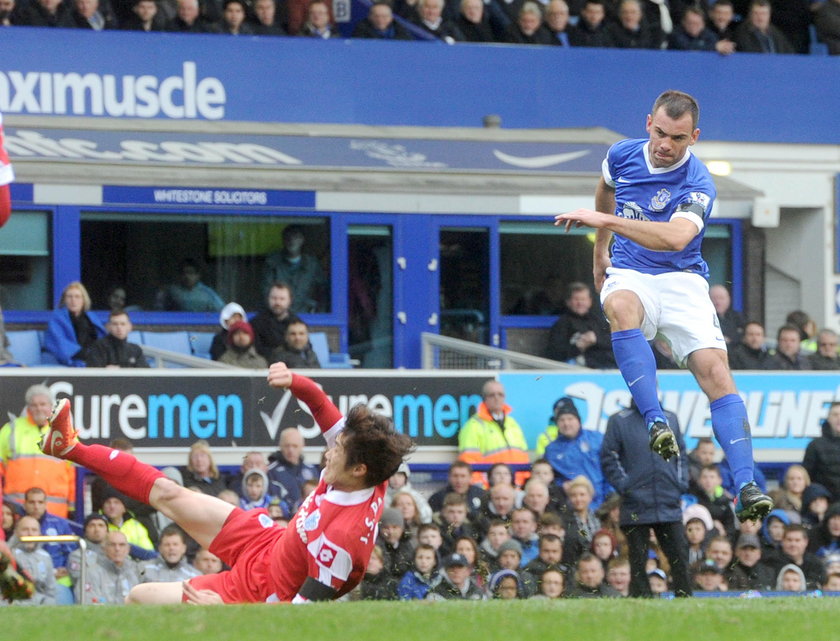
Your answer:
[0,370,836,456]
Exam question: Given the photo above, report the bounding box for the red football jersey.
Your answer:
[0,113,13,186]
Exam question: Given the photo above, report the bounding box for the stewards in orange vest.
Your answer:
[0,385,76,518]
[457,380,530,487]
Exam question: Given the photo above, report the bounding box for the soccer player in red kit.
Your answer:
[40,363,413,604]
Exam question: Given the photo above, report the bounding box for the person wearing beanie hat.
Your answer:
[210,302,246,361]
[67,513,111,586]
[542,396,612,509]
[219,320,268,370]
[496,538,523,571]
[800,482,832,527]
[271,318,320,369]
[727,531,775,591]
[101,487,155,555]
[376,507,414,580]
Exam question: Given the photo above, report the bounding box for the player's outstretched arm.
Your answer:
[267,362,342,434]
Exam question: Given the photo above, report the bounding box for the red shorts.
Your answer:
[186,508,285,603]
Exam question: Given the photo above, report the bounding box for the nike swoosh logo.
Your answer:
[492,149,589,169]
[628,375,644,387]
[616,177,631,183]
[729,437,748,445]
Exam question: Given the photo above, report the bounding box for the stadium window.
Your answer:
[80,213,331,313]
[0,210,52,310]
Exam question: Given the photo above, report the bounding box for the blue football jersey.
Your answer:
[602,138,716,278]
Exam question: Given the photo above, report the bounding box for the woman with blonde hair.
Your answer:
[181,440,227,496]
[44,281,106,366]
[775,464,810,513]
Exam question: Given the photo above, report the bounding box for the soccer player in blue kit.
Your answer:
[555,90,773,522]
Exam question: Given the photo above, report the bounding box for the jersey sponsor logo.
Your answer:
[650,188,671,212]
[307,533,353,580]
[317,542,339,567]
[689,192,711,209]
[619,201,650,221]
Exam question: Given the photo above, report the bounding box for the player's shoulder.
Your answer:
[609,138,646,160]
[685,152,716,194]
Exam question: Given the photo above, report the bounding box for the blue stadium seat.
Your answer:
[6,330,42,366]
[309,332,354,369]
[128,330,144,345]
[810,25,829,55]
[188,331,215,359]
[141,331,193,354]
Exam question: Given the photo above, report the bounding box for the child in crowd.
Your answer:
[359,546,398,600]
[534,567,565,599]
[648,568,669,595]
[776,564,807,592]
[496,539,524,572]
[376,507,415,579]
[488,568,525,599]
[436,493,477,556]
[397,543,441,600]
[606,557,631,596]
[683,504,714,564]
[691,558,726,592]
[591,529,618,570]
[479,520,511,572]
[692,464,735,535]
[239,468,274,511]
[455,536,488,587]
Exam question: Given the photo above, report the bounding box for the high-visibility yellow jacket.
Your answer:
[0,412,76,518]
[458,402,530,486]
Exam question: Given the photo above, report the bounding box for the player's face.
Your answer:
[323,433,364,489]
[646,107,699,168]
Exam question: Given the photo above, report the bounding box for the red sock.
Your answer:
[70,443,165,505]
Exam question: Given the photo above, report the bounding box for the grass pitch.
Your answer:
[5,598,840,641]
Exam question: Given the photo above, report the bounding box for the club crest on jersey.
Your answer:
[650,188,671,211]
[619,201,649,221]
[304,509,322,532]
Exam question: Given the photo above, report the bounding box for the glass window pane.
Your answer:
[439,228,489,344]
[0,211,51,310]
[348,225,392,368]
[80,213,330,313]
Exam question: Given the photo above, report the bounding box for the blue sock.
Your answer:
[611,329,664,426]
[710,394,754,489]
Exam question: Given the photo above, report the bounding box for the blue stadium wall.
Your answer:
[2,28,839,143]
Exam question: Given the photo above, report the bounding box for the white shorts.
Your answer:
[599,267,726,367]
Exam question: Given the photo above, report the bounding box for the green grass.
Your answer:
[5,598,840,641]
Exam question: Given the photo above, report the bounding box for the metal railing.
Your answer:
[140,345,236,369]
[19,535,87,605]
[421,332,585,370]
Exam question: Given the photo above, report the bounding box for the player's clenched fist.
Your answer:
[267,362,293,389]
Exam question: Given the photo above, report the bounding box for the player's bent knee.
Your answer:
[151,477,188,504]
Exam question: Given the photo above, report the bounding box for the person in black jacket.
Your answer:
[12,0,76,27]
[505,1,553,44]
[600,404,692,597]
[568,0,612,46]
[353,1,413,39]
[86,311,149,369]
[803,402,840,501]
[728,321,772,370]
[733,0,794,54]
[545,282,614,368]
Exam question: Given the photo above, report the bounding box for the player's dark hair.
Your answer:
[342,404,414,487]
[651,90,700,129]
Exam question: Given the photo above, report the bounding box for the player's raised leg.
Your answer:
[604,289,679,460]
[41,398,235,548]
[688,348,773,521]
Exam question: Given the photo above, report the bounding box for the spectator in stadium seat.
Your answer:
[568,0,612,46]
[522,479,553,520]
[455,0,496,42]
[769,0,812,54]
[530,459,570,515]
[425,552,486,600]
[377,507,415,579]
[154,258,224,312]
[298,0,340,37]
[776,563,807,592]
[684,503,714,565]
[67,514,109,587]
[252,0,285,34]
[358,545,398,600]
[267,426,319,501]
[139,525,201,583]
[79,531,141,604]
[767,324,811,370]
[86,310,149,368]
[193,547,223,575]
[386,462,433,525]
[218,0,254,34]
[815,0,840,55]
[733,0,794,54]
[668,6,718,51]
[728,321,771,370]
[606,556,631,596]
[726,532,774,590]
[510,507,540,567]
[809,329,840,370]
[166,0,221,32]
[2,499,20,541]
[786,309,819,354]
[10,516,57,605]
[121,0,167,30]
[238,468,278,511]
[478,519,511,572]
[251,282,300,361]
[707,535,733,573]
[219,320,268,370]
[808,502,840,557]
[398,543,442,599]
[504,1,553,44]
[566,552,621,597]
[545,282,615,368]
[691,558,725,592]
[262,229,326,315]
[455,535,488,589]
[804,402,840,502]
[709,284,745,347]
[543,397,612,508]
[428,461,487,518]
[210,302,246,361]
[411,0,465,42]
[353,1,413,39]
[765,524,824,590]
[560,475,601,567]
[519,532,565,595]
[434,493,478,557]
[180,440,227,497]
[45,281,107,367]
[0,0,14,26]
[689,464,735,536]
[488,567,526,598]
[606,0,662,49]
[773,464,810,514]
[474,483,517,539]
[71,0,116,29]
[800,483,831,528]
[11,0,76,26]
[101,488,156,553]
[271,318,320,368]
